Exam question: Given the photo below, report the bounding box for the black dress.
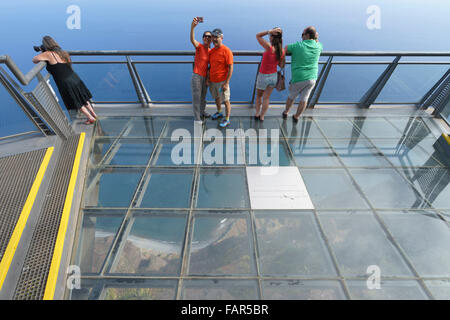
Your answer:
[46,52,92,110]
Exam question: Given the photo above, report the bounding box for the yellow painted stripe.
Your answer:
[443,133,450,145]
[0,147,54,290]
[44,133,85,300]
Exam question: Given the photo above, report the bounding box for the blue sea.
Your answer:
[1,0,449,137]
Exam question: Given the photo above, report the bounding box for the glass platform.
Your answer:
[68,114,450,300]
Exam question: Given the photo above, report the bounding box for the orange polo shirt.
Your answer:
[208,45,233,83]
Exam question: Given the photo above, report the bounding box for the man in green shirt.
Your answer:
[282,26,322,122]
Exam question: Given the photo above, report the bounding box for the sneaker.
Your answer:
[219,119,230,127]
[211,112,224,120]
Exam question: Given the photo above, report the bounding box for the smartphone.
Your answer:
[197,17,204,23]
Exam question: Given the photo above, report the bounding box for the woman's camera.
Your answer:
[33,45,46,52]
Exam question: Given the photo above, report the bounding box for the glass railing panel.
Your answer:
[0,81,39,138]
[318,64,387,103]
[134,63,192,102]
[376,64,449,103]
[68,63,139,102]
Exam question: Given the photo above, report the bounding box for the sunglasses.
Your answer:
[203,35,212,38]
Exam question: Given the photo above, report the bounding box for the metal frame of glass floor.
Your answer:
[67,108,450,300]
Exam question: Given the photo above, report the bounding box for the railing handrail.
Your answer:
[66,50,450,57]
[0,55,46,86]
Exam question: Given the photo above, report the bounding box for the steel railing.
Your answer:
[67,50,450,110]
[1,51,449,141]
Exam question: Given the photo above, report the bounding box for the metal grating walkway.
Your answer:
[13,135,80,300]
[0,149,47,263]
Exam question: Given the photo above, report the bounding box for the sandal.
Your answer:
[282,111,288,119]
[85,118,96,125]
[292,115,299,123]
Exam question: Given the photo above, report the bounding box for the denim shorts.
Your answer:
[256,72,277,90]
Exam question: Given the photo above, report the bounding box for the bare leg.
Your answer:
[85,101,97,119]
[224,100,231,120]
[294,101,307,120]
[255,89,264,117]
[283,97,294,116]
[215,98,222,113]
[259,87,274,121]
[80,106,95,122]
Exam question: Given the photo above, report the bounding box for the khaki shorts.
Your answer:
[288,79,316,102]
[209,81,231,102]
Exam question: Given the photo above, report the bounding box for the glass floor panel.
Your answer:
[68,115,450,300]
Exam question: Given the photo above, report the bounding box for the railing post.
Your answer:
[250,61,261,107]
[308,56,333,108]
[131,61,152,105]
[358,55,400,108]
[126,56,148,108]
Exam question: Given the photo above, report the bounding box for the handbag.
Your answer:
[276,67,286,91]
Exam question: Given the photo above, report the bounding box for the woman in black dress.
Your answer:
[32,36,97,124]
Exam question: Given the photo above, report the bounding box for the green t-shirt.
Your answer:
[287,40,323,83]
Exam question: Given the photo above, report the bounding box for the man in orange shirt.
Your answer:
[206,28,234,127]
[190,17,212,123]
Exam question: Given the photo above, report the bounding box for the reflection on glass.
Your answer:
[262,280,346,300]
[77,212,124,274]
[319,212,412,277]
[280,117,324,139]
[347,280,428,300]
[330,139,390,167]
[300,169,369,209]
[397,167,450,209]
[376,65,449,103]
[95,117,131,137]
[74,63,138,102]
[351,117,403,139]
[188,214,256,275]
[125,117,166,138]
[371,139,444,167]
[289,139,341,167]
[387,117,436,140]
[350,168,428,209]
[196,168,250,208]
[255,212,336,276]
[111,214,187,275]
[182,279,259,300]
[319,64,385,102]
[379,211,450,277]
[315,118,360,139]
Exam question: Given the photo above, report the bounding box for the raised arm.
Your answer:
[190,17,200,48]
[256,30,272,51]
